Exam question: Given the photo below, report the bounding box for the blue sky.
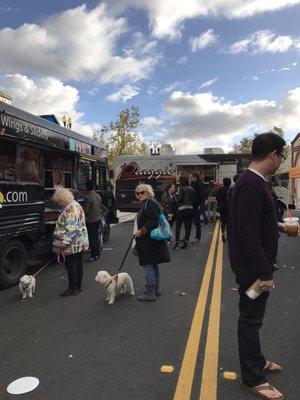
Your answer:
[0,0,300,153]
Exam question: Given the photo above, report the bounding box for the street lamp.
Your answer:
[62,115,67,128]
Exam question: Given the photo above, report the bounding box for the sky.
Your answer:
[0,0,300,153]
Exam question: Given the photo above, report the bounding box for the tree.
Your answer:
[232,127,288,155]
[94,106,147,169]
[232,135,253,153]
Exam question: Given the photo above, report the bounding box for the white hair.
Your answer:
[135,184,155,199]
[52,187,74,204]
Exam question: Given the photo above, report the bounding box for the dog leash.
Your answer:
[33,255,56,277]
[117,236,135,273]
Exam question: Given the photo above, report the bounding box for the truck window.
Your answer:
[45,154,73,188]
[96,168,107,191]
[0,141,17,181]
[78,160,92,192]
[17,146,42,184]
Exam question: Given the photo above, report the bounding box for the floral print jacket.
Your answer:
[53,200,89,254]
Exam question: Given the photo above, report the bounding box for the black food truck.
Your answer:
[0,102,118,288]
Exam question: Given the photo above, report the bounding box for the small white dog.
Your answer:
[95,271,135,304]
[19,275,36,299]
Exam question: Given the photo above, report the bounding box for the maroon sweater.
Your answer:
[227,169,279,287]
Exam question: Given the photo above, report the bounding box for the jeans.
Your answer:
[87,220,101,258]
[65,252,83,291]
[143,264,159,286]
[238,290,269,387]
[193,207,201,240]
[175,209,193,243]
[207,201,217,220]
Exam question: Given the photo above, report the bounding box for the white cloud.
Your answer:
[0,4,158,84]
[162,88,300,147]
[106,84,140,102]
[0,73,100,136]
[111,0,300,40]
[160,81,181,93]
[142,116,163,127]
[229,30,297,54]
[190,29,218,52]
[177,56,188,65]
[200,77,218,89]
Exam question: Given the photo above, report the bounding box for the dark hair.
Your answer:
[191,171,200,181]
[86,180,95,190]
[223,177,231,187]
[180,176,189,187]
[252,133,286,161]
[233,174,240,183]
[163,183,174,194]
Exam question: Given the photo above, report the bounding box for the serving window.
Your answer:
[45,154,73,188]
[17,146,43,184]
[0,140,17,182]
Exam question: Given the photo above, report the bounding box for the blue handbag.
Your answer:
[145,200,173,241]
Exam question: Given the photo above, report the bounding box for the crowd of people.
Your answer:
[50,132,300,400]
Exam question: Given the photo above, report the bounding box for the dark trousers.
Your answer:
[87,220,101,258]
[193,207,201,240]
[175,209,193,243]
[220,209,227,234]
[238,290,269,387]
[65,252,83,291]
[199,201,208,224]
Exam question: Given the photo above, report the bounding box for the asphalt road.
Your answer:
[0,216,299,400]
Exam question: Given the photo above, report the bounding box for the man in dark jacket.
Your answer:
[216,177,231,242]
[190,171,207,242]
[83,180,103,261]
[227,132,286,400]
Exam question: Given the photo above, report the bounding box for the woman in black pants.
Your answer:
[174,177,196,249]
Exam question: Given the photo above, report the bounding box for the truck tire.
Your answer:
[103,222,110,242]
[0,240,27,288]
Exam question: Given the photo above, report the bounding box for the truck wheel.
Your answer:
[103,223,110,242]
[0,240,27,288]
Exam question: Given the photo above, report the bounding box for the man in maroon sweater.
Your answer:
[227,132,286,400]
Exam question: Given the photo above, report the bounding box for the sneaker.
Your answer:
[87,256,99,261]
[181,242,189,249]
[192,239,201,244]
[173,244,180,250]
[60,289,78,296]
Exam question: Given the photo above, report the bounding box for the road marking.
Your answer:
[199,229,224,400]
[173,222,220,400]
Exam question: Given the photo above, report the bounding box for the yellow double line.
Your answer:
[173,222,224,400]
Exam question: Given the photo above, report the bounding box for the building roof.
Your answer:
[0,90,12,101]
[291,133,300,146]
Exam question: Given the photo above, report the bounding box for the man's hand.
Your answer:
[133,229,142,237]
[259,279,275,292]
[278,222,287,233]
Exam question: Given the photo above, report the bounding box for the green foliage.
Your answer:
[93,106,147,169]
[232,127,288,155]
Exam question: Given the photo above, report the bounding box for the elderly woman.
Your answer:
[53,188,89,296]
[134,184,170,301]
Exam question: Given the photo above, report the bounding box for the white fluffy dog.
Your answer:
[95,271,135,304]
[19,275,36,299]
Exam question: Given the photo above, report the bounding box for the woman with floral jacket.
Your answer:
[53,188,89,296]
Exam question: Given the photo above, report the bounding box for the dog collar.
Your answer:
[105,274,119,289]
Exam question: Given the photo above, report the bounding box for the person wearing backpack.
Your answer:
[133,184,170,301]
